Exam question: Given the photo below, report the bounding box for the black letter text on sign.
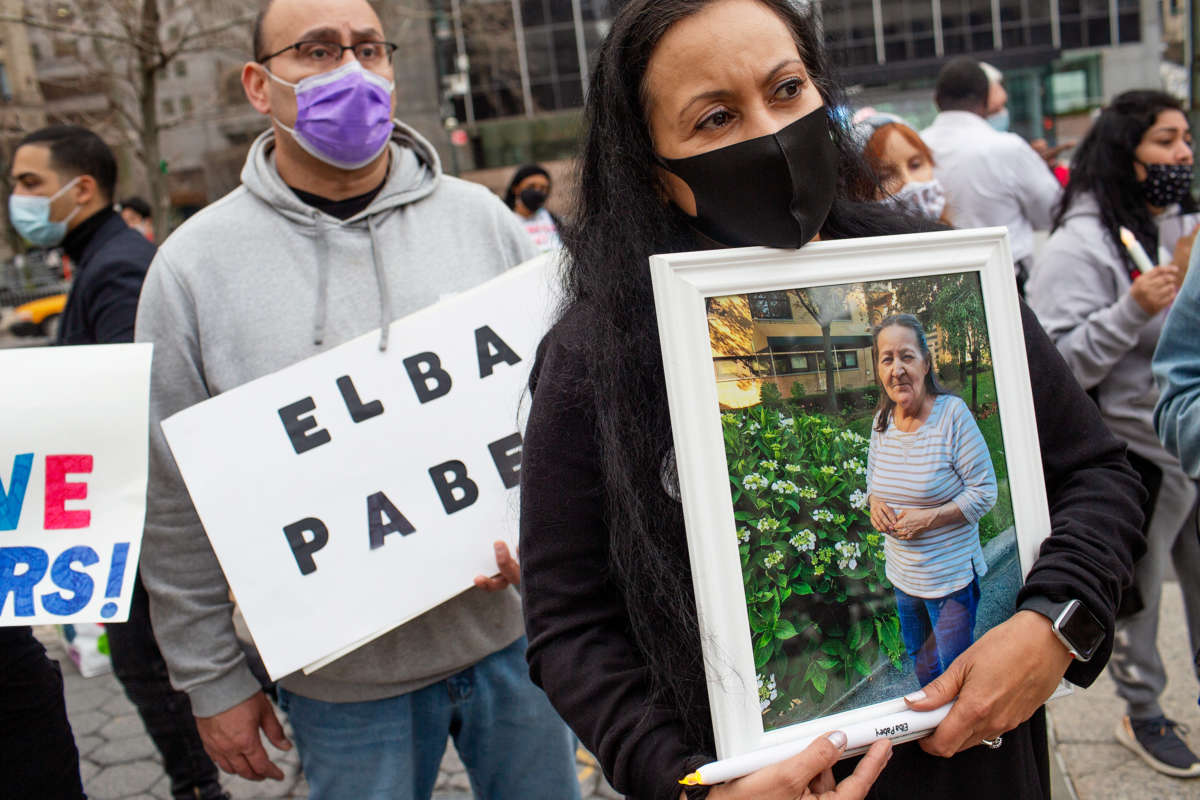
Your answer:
[337,375,384,423]
[283,517,329,575]
[366,491,416,550]
[278,397,331,454]
[487,433,523,489]
[475,326,522,378]
[403,353,452,404]
[429,461,479,514]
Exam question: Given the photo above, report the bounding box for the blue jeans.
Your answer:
[277,636,580,800]
[895,578,981,686]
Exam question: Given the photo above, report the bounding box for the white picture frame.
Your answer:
[649,228,1052,760]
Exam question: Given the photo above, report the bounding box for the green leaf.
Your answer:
[811,667,828,694]
[852,653,871,677]
[793,582,813,595]
[775,619,799,639]
[816,656,838,669]
[754,644,771,669]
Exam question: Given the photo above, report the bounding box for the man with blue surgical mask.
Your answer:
[7,126,236,800]
[133,0,579,798]
[9,126,154,344]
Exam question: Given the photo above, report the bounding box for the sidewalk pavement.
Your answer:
[36,627,621,800]
[39,580,1200,799]
[1047,579,1200,800]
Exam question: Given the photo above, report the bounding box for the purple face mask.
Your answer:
[269,60,395,170]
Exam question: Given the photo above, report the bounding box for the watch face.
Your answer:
[1059,601,1105,660]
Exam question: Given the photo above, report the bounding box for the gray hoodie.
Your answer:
[135,124,537,716]
[1027,193,1189,474]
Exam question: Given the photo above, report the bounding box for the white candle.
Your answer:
[679,702,954,786]
[1119,226,1156,274]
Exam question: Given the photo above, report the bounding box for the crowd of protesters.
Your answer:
[4,0,1200,798]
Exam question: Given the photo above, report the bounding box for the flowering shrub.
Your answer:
[722,405,905,725]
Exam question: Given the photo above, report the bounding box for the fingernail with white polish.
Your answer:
[827,730,848,749]
[905,689,926,703]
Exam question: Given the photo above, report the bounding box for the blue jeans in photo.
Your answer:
[276,636,580,800]
[894,577,981,686]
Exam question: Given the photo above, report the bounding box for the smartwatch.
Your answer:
[1019,596,1105,662]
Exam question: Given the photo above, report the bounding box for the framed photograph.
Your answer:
[649,228,1052,760]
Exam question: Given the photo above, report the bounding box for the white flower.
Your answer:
[742,473,768,491]
[784,464,803,474]
[771,479,799,495]
[760,459,779,471]
[819,465,837,476]
[778,416,795,429]
[799,486,818,500]
[834,541,862,570]
[849,489,868,510]
[756,517,782,532]
[842,458,866,476]
[747,420,761,433]
[758,672,779,710]
[737,527,751,543]
[762,550,784,569]
[789,529,817,552]
[812,508,835,523]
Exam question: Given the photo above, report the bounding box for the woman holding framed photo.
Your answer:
[518,0,1145,798]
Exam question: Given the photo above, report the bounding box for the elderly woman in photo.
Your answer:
[867,314,997,685]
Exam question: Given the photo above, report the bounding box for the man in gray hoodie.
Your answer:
[133,0,579,797]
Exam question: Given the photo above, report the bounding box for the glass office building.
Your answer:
[432,0,1152,166]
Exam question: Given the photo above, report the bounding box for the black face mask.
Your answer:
[519,187,548,213]
[657,106,839,249]
[1140,162,1193,208]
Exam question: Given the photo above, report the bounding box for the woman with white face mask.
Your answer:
[854,112,949,224]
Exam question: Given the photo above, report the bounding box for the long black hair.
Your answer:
[871,314,947,433]
[556,0,937,749]
[1054,90,1197,274]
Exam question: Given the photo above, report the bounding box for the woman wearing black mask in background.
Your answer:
[518,0,1145,798]
[1027,90,1200,779]
[503,163,562,252]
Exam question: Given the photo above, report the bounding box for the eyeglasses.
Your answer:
[257,40,398,68]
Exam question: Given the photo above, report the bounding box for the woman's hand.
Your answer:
[1130,264,1180,315]
[1171,224,1199,280]
[903,610,1073,756]
[869,495,898,536]
[893,503,964,539]
[693,734,892,800]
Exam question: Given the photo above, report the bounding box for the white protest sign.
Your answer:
[162,254,561,680]
[0,343,151,625]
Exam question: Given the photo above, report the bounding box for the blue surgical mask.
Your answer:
[987,108,1010,132]
[9,177,81,247]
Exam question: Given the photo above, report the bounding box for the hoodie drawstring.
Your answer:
[368,214,393,351]
[313,218,331,346]
[310,213,393,351]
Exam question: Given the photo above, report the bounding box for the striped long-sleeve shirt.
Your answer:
[867,393,998,599]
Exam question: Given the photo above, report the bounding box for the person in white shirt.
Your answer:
[921,57,1061,296]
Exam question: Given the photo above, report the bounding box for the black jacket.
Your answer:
[57,209,155,345]
[520,301,1146,800]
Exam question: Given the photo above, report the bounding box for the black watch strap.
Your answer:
[1019,596,1104,662]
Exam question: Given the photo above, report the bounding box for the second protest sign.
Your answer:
[162,255,557,680]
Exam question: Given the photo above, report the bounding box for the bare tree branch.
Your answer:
[0,14,149,49]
